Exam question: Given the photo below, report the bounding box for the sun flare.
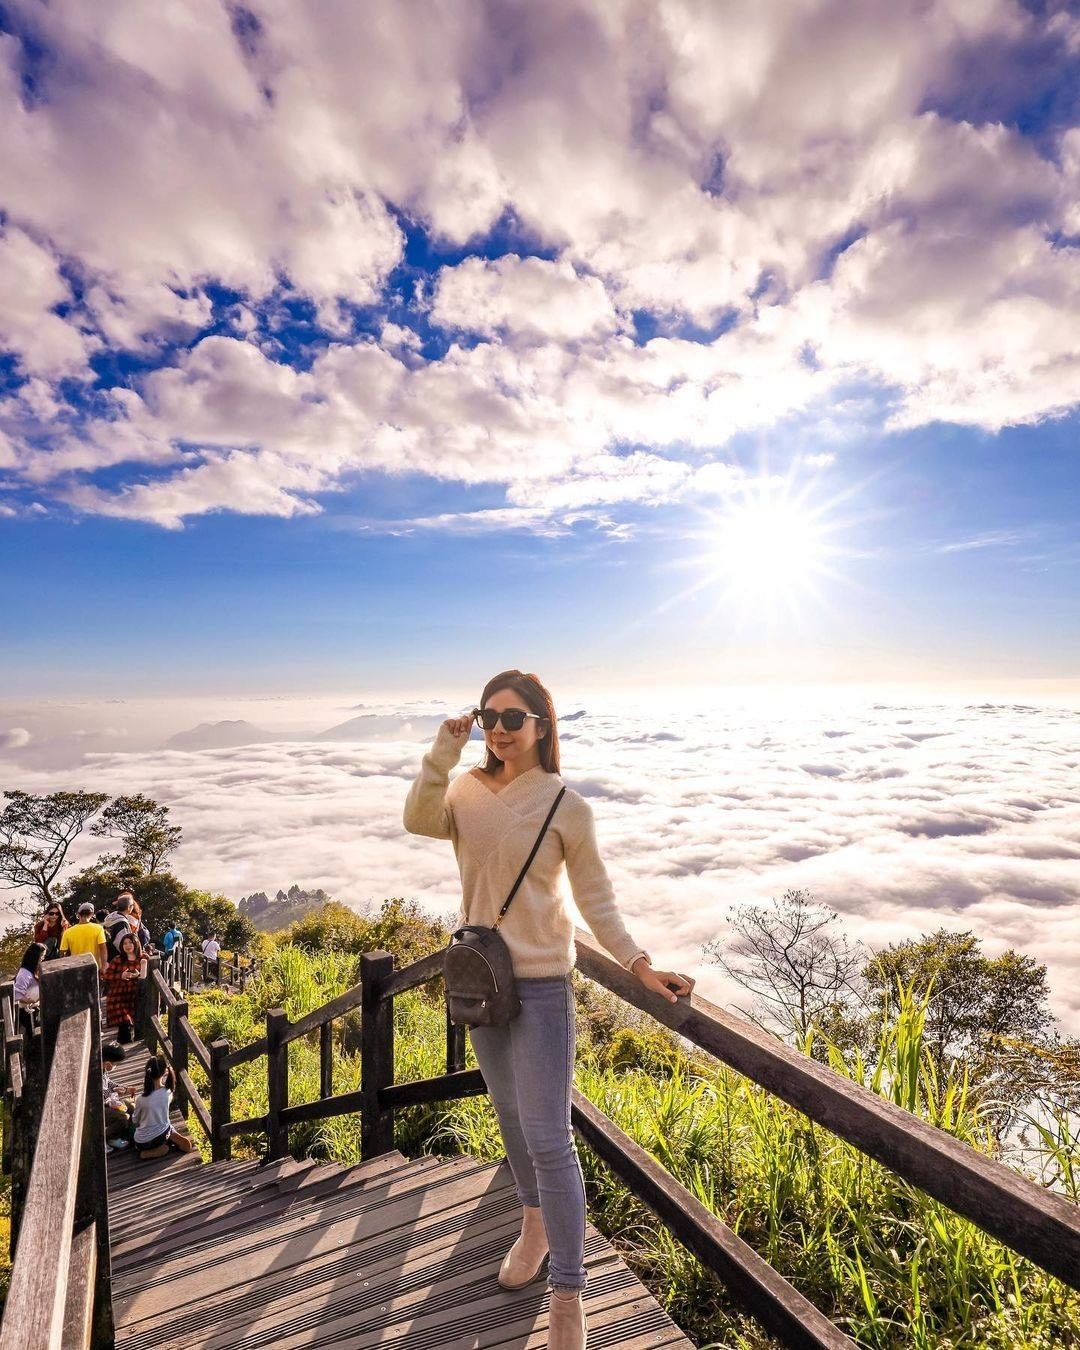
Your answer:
[705,496,828,612]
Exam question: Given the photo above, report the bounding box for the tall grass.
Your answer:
[187,945,1080,1349]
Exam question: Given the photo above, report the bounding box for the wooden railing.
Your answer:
[159,944,256,995]
[4,932,1079,1349]
[169,927,1080,1350]
[0,955,112,1350]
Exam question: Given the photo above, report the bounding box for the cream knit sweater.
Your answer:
[403,724,648,978]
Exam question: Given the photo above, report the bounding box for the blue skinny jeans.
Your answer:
[469,973,588,1292]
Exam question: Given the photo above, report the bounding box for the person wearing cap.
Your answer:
[59,903,108,973]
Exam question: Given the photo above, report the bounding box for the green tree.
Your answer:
[863,929,1058,1134]
[0,789,109,914]
[62,864,256,954]
[90,793,182,874]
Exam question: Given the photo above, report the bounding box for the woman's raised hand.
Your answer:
[442,714,474,743]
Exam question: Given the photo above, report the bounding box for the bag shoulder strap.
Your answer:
[492,786,566,930]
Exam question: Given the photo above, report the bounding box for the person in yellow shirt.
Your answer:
[59,903,108,973]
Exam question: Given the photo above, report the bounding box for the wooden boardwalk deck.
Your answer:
[106,1035,695,1349]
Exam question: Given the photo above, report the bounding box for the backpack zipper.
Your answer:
[455,946,500,994]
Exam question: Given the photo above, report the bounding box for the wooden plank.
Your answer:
[280,981,365,1046]
[209,1038,231,1162]
[178,1069,212,1139]
[375,947,443,1002]
[113,1156,500,1318]
[219,1112,267,1139]
[360,951,394,1159]
[319,1020,333,1099]
[113,1156,458,1275]
[572,1088,854,1349]
[574,927,1080,1291]
[61,1222,96,1350]
[151,968,178,1008]
[380,1067,487,1110]
[115,1161,525,1343]
[265,1009,289,1161]
[177,1015,211,1075]
[220,1035,266,1070]
[0,1008,89,1350]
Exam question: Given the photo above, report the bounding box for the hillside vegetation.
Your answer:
[182,898,1080,1350]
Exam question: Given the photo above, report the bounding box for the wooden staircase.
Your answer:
[106,1036,693,1349]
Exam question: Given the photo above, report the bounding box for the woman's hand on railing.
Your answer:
[630,957,694,1004]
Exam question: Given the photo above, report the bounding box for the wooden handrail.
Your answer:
[571,1087,855,1349]
[0,1007,89,1350]
[571,931,1080,1291]
[279,980,365,1046]
[220,1036,267,1070]
[1,954,113,1349]
[178,1014,212,1075]
[143,923,1079,1348]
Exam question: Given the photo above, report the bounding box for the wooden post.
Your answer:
[139,954,160,1047]
[210,1039,232,1162]
[169,997,189,1120]
[9,1029,43,1253]
[360,952,395,1161]
[446,1005,466,1074]
[265,1009,289,1161]
[320,1021,333,1099]
[38,954,114,1347]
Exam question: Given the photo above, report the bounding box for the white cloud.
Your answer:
[0,727,31,749]
[0,0,1078,524]
[431,255,621,342]
[2,694,1078,1034]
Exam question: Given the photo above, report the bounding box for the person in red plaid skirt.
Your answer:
[103,931,146,1030]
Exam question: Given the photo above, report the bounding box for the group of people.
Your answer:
[13,890,211,1159]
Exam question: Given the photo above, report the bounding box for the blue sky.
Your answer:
[1,2,1078,696]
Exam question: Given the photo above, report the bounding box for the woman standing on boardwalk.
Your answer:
[32,902,68,959]
[404,669,692,1350]
[102,931,146,1032]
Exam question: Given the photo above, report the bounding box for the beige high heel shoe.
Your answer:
[548,1287,587,1348]
[498,1204,549,1290]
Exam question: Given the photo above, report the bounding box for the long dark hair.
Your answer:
[19,942,47,975]
[37,904,67,934]
[116,932,142,964]
[141,1054,175,1097]
[477,669,560,777]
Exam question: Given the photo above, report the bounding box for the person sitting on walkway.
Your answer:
[13,942,46,1006]
[102,1041,136,1151]
[59,903,108,973]
[103,932,145,1034]
[32,903,68,959]
[132,1055,195,1158]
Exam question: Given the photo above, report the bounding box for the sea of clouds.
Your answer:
[2,689,1078,1035]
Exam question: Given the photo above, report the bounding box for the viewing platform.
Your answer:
[2,937,1078,1348]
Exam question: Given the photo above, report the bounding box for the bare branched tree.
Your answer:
[703,887,868,1042]
[0,789,109,914]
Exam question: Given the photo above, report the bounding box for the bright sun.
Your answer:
[704,496,829,612]
[650,477,856,630]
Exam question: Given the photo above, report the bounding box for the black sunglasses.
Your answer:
[472,707,545,732]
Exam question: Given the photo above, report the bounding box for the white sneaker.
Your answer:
[109,1138,130,1151]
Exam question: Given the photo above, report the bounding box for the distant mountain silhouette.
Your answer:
[164,720,272,750]
[315,713,449,741]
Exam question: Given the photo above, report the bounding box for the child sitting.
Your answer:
[132,1055,195,1159]
[102,1041,137,1151]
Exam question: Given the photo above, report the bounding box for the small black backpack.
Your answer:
[444,787,565,1027]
